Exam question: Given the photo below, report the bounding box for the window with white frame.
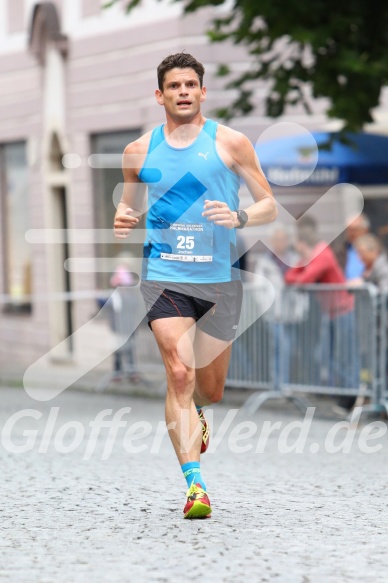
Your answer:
[1,141,31,313]
[91,129,143,289]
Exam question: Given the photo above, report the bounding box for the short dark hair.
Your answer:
[157,53,205,91]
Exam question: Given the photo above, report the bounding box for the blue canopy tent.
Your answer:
[255,132,388,187]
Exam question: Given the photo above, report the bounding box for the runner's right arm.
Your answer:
[114,137,149,239]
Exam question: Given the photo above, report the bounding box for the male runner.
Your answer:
[114,53,276,518]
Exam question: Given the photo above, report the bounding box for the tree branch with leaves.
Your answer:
[105,0,388,132]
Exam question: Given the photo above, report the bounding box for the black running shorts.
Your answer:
[140,280,243,341]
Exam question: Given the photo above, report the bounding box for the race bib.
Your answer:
[160,222,213,262]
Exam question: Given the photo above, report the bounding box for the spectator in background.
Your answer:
[254,224,306,386]
[353,234,388,292]
[335,213,370,282]
[110,261,135,288]
[262,224,298,278]
[354,235,388,400]
[108,257,139,380]
[285,222,349,288]
[285,221,359,411]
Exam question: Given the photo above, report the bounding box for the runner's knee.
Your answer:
[197,383,224,404]
[206,387,224,404]
[168,363,195,394]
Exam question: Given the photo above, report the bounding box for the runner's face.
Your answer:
[155,68,206,120]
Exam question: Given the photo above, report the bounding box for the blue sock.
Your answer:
[181,461,206,490]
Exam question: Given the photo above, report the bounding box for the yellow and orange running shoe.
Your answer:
[198,408,210,454]
[183,482,212,519]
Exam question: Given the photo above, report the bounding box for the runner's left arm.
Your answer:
[202,130,277,229]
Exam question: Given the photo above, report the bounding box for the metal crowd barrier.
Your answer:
[377,291,388,413]
[102,284,387,411]
[3,283,386,411]
[228,283,387,416]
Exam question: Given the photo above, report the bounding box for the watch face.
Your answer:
[237,210,248,228]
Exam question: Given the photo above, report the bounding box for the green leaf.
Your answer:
[216,64,231,77]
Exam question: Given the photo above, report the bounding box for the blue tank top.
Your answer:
[139,119,241,283]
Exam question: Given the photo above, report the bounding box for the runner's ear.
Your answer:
[155,89,164,106]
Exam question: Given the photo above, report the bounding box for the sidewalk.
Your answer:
[0,361,362,422]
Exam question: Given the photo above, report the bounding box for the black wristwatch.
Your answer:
[236,209,248,229]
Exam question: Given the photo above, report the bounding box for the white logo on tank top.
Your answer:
[198,152,209,160]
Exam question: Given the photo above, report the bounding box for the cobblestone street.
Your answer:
[0,386,387,583]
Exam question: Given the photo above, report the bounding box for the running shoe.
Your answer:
[183,483,212,519]
[198,408,210,454]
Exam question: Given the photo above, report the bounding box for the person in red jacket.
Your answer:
[285,222,359,410]
[285,224,354,316]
